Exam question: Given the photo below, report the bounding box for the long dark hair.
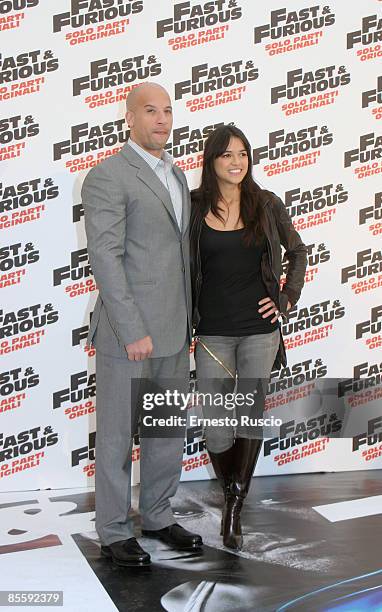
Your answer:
[191,125,266,246]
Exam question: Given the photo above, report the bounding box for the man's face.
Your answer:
[126,87,173,156]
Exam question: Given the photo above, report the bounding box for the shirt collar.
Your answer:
[128,138,173,170]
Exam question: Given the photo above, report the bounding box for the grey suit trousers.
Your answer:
[95,340,189,545]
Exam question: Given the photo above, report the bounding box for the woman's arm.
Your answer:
[273,195,308,314]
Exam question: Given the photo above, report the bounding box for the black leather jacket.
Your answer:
[189,190,308,369]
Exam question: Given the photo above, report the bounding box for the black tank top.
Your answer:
[196,221,280,336]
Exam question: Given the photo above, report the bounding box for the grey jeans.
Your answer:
[195,329,280,453]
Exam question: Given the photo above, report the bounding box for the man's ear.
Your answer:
[126,110,134,128]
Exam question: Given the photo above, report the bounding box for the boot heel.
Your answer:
[222,494,243,550]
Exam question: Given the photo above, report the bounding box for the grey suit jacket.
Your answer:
[81,143,192,358]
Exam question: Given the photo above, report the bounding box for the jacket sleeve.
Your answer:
[81,163,148,346]
[273,195,308,316]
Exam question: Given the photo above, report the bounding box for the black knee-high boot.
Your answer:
[207,446,235,535]
[223,438,262,551]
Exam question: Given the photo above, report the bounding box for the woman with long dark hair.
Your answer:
[190,125,307,551]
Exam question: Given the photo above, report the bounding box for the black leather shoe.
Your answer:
[101,537,151,566]
[141,523,203,550]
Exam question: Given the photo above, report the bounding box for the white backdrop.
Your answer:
[1,0,382,491]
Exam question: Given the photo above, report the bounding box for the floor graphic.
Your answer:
[1,471,382,611]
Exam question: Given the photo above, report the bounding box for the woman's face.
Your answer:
[213,136,249,188]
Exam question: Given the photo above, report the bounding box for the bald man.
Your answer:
[81,83,202,567]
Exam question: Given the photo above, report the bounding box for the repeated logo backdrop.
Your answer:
[1,0,382,491]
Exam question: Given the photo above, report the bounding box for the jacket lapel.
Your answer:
[120,143,179,233]
[172,164,190,236]
[262,199,273,247]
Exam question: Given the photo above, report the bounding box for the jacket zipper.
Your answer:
[265,208,289,326]
[264,205,281,307]
[195,220,203,304]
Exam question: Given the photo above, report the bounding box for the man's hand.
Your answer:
[258,297,291,323]
[125,336,153,361]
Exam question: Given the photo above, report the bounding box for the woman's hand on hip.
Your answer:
[258,297,292,322]
[258,297,281,323]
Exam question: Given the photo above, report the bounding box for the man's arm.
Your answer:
[82,163,149,350]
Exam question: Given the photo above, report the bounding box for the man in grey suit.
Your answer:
[81,83,202,567]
